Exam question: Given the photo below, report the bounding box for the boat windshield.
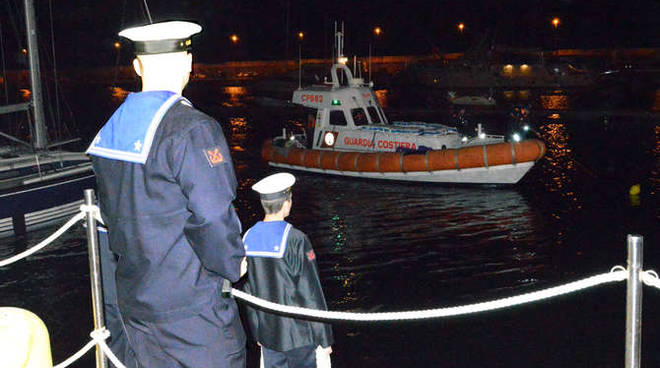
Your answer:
[329,110,348,126]
[351,108,369,126]
[366,106,382,124]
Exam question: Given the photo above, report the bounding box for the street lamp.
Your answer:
[370,26,382,82]
[297,31,304,88]
[458,22,465,33]
[230,34,239,44]
[551,17,560,59]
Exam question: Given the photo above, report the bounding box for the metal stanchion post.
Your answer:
[625,234,643,368]
[84,189,108,368]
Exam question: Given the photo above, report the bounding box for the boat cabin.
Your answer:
[291,63,390,147]
[289,63,468,153]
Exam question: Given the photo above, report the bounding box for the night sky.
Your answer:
[1,0,659,68]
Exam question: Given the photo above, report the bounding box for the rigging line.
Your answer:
[48,0,61,143]
[3,0,22,48]
[141,0,153,24]
[111,0,130,88]
[0,21,9,105]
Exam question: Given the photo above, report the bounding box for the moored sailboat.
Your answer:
[0,0,94,237]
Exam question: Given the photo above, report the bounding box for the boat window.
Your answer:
[329,110,347,126]
[366,106,382,124]
[351,108,369,126]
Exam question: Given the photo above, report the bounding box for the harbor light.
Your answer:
[512,133,521,142]
[552,17,560,29]
[230,34,239,43]
[338,56,348,64]
[458,23,465,33]
[113,41,121,50]
[479,132,486,139]
[373,26,382,36]
[298,31,304,40]
[21,48,27,55]
[523,125,530,131]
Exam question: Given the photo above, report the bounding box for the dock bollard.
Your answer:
[84,189,108,368]
[625,234,643,368]
[0,307,53,368]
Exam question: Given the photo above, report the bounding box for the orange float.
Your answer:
[262,139,546,174]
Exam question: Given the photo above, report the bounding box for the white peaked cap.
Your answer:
[252,173,296,200]
[118,21,202,55]
[119,21,201,41]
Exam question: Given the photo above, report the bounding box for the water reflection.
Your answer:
[222,86,247,107]
[228,117,248,151]
[289,176,547,310]
[540,92,570,110]
[536,121,581,207]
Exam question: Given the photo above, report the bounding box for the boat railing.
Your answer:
[0,189,654,368]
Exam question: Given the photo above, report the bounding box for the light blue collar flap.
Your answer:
[86,91,186,164]
[243,221,291,258]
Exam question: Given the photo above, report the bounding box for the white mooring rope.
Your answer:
[642,270,660,290]
[231,267,629,321]
[1,206,658,367]
[53,328,127,368]
[0,205,103,268]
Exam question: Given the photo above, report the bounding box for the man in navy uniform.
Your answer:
[87,21,246,367]
[243,173,333,368]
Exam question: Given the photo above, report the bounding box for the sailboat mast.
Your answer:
[24,0,47,150]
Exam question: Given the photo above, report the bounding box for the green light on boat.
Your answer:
[331,99,341,105]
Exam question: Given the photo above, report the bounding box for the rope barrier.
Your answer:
[80,204,105,225]
[0,205,103,268]
[0,206,656,366]
[642,270,660,290]
[0,212,85,267]
[230,268,628,321]
[53,328,127,368]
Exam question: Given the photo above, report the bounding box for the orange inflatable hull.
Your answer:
[262,139,546,173]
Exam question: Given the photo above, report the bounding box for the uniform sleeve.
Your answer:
[170,119,245,282]
[288,232,334,348]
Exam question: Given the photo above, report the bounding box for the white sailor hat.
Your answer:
[252,173,296,200]
[118,21,202,55]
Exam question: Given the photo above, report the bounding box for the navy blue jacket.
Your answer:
[243,222,334,351]
[90,95,245,322]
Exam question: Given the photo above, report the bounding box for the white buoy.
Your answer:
[0,307,52,368]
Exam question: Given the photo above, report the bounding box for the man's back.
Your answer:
[92,96,245,322]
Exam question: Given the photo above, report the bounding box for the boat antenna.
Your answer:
[335,22,344,64]
[141,0,153,24]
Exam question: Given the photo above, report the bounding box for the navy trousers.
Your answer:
[122,300,246,368]
[262,345,316,368]
[99,228,128,368]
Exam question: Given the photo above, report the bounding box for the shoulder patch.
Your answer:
[204,147,224,167]
[306,249,316,261]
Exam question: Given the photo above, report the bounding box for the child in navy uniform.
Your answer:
[243,173,333,368]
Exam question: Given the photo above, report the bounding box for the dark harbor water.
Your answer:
[0,72,659,367]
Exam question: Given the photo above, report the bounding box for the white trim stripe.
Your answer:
[245,223,291,258]
[87,94,183,164]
